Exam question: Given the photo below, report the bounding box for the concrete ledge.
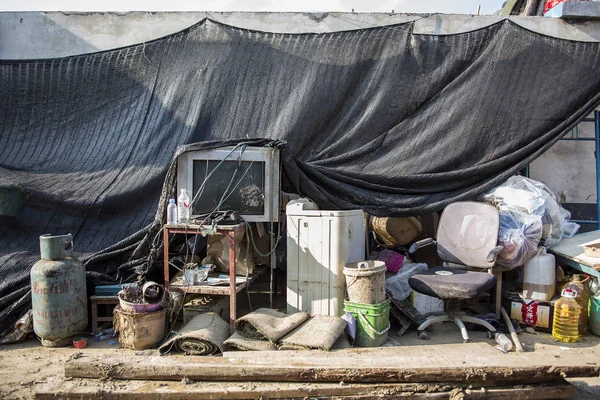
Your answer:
[2,11,600,59]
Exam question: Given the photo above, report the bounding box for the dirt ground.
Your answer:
[2,324,600,399]
[3,279,600,399]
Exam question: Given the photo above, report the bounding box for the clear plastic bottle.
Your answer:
[562,274,589,336]
[552,288,581,343]
[177,189,190,223]
[495,333,513,353]
[167,199,178,225]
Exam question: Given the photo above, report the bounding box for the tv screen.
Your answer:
[191,160,266,216]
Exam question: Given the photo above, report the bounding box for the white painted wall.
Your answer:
[530,112,598,204]
[1,11,599,205]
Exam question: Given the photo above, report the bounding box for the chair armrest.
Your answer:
[486,245,504,263]
[409,238,436,254]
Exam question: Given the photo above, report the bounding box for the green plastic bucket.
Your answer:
[344,299,391,347]
[590,296,600,337]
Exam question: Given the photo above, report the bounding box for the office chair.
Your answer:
[408,201,504,342]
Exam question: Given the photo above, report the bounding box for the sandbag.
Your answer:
[223,331,277,351]
[235,308,309,342]
[159,313,229,355]
[278,316,347,351]
[370,216,423,247]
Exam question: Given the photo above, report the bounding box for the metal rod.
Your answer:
[596,110,600,230]
[571,220,599,225]
[500,307,524,353]
[559,137,596,142]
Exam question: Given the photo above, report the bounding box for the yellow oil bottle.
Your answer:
[562,274,590,336]
[552,289,581,343]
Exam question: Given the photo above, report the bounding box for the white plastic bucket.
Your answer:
[344,260,387,304]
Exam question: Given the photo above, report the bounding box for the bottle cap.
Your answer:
[181,189,187,194]
[562,288,577,298]
[169,199,175,203]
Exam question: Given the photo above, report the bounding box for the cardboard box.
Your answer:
[505,291,557,333]
[183,295,229,324]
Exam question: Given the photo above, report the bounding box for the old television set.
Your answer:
[177,146,280,222]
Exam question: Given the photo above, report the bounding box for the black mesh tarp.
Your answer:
[1,19,600,333]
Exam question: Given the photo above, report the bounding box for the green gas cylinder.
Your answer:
[30,234,87,347]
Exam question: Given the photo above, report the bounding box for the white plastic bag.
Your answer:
[483,176,579,248]
[496,210,543,268]
[385,262,428,301]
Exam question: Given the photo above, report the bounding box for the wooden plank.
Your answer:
[228,229,236,333]
[64,354,600,385]
[36,379,576,400]
[169,267,265,294]
[165,223,245,233]
[169,282,247,295]
[549,230,600,270]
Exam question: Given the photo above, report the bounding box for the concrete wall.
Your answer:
[530,113,598,204]
[1,11,599,208]
[3,11,600,59]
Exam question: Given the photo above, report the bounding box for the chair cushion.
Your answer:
[408,267,497,300]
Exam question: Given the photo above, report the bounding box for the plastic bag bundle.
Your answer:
[385,262,428,301]
[483,176,579,248]
[376,249,405,273]
[496,210,543,268]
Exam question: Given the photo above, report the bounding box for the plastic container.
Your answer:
[552,289,582,343]
[72,337,88,349]
[343,260,386,304]
[114,306,166,350]
[177,189,190,223]
[562,274,590,335]
[118,290,163,313]
[184,267,209,285]
[344,299,390,347]
[522,247,555,301]
[495,333,514,353]
[590,295,600,336]
[167,199,178,224]
[286,200,365,316]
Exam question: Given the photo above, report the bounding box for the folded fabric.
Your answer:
[159,313,229,355]
[278,316,347,351]
[235,308,309,342]
[223,331,277,351]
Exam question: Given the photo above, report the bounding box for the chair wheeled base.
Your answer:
[416,311,496,343]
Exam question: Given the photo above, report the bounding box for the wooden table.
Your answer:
[163,223,252,332]
[548,230,600,279]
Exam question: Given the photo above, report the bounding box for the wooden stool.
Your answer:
[90,295,119,333]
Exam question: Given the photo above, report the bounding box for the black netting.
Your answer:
[2,19,600,333]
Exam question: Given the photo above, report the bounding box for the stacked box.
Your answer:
[505,291,558,333]
[183,295,229,324]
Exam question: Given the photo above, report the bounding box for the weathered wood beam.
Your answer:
[64,354,600,385]
[36,379,577,400]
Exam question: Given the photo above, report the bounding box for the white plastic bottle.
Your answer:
[522,247,555,301]
[167,199,178,225]
[495,332,514,353]
[177,189,190,223]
